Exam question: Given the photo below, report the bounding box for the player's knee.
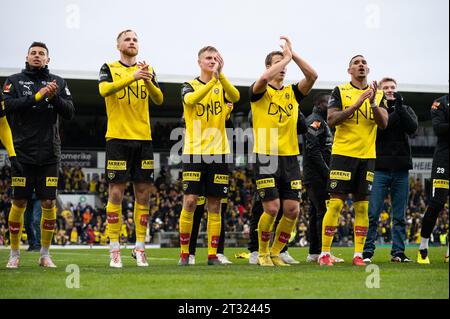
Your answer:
[41,199,54,209]
[207,198,221,213]
[183,197,197,212]
[108,188,123,204]
[12,199,27,209]
[263,204,279,217]
[284,205,299,220]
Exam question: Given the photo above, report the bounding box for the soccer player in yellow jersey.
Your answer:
[0,94,17,161]
[319,55,388,266]
[178,46,240,265]
[250,36,317,266]
[98,30,163,268]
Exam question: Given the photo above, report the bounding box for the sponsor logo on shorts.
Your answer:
[46,177,58,187]
[366,172,374,182]
[291,180,302,190]
[256,178,275,189]
[197,196,206,205]
[324,226,337,237]
[43,219,56,231]
[354,226,368,237]
[140,214,149,226]
[182,171,201,182]
[108,172,116,180]
[182,183,188,191]
[12,177,26,187]
[214,174,229,185]
[433,179,449,189]
[107,160,127,170]
[107,213,120,224]
[259,190,266,199]
[141,160,154,170]
[9,222,21,234]
[330,170,351,181]
[330,181,338,189]
[278,232,291,244]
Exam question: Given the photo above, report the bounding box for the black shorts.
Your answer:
[327,155,375,195]
[430,159,449,203]
[181,155,229,198]
[254,154,302,202]
[105,139,154,184]
[11,162,58,200]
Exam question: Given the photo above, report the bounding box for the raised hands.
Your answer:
[280,36,293,62]
[213,52,224,79]
[369,81,378,105]
[355,90,373,108]
[134,61,153,82]
[38,80,58,100]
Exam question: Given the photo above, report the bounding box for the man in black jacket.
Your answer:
[363,77,418,263]
[303,93,343,263]
[417,94,449,264]
[3,42,74,268]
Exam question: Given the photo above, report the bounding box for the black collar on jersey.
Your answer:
[196,77,207,85]
[350,81,369,90]
[268,83,284,90]
[23,63,50,78]
[119,60,137,68]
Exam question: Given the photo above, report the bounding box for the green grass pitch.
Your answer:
[0,247,448,299]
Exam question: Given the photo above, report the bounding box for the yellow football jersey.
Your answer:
[328,82,386,159]
[250,84,305,156]
[99,61,161,141]
[182,78,233,155]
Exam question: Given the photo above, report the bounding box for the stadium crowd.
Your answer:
[0,163,448,248]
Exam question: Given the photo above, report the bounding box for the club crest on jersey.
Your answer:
[214,88,220,94]
[285,93,290,99]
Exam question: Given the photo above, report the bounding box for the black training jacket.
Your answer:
[302,106,332,185]
[431,95,449,165]
[375,100,418,171]
[2,64,74,165]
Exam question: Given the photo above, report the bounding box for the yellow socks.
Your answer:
[106,202,122,244]
[321,198,344,253]
[8,204,26,251]
[207,211,221,257]
[179,208,194,255]
[257,212,276,255]
[353,201,369,255]
[41,206,57,249]
[134,202,149,245]
[271,216,296,256]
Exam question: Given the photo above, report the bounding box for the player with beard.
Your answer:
[98,29,163,268]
